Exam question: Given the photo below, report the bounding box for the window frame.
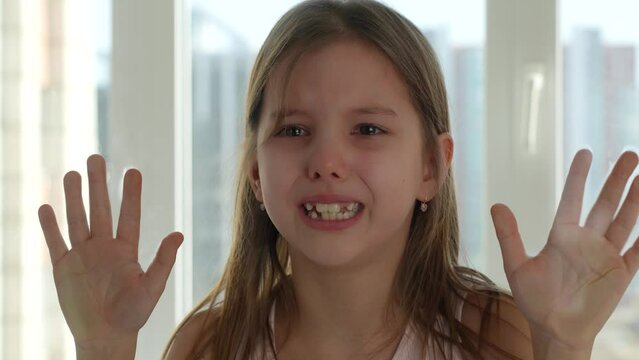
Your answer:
[484,0,561,289]
[110,0,192,358]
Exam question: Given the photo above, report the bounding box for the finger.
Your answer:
[490,204,528,277]
[38,205,69,264]
[63,171,90,246]
[143,232,184,299]
[554,149,592,227]
[116,169,142,244]
[585,151,638,235]
[606,176,639,252]
[88,154,113,238]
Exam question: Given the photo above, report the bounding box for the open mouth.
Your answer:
[300,202,364,221]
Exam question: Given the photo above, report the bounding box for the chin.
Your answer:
[287,236,381,272]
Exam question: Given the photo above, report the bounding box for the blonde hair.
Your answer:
[163,1,519,359]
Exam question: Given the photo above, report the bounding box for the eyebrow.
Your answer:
[270,106,398,120]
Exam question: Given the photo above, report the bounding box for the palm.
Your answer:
[39,155,183,344]
[53,237,149,339]
[491,150,639,349]
[509,226,630,343]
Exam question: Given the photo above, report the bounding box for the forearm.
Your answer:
[531,330,593,360]
[75,336,138,360]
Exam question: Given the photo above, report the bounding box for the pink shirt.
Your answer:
[252,290,467,359]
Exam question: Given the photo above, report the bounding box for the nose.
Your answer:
[306,132,350,182]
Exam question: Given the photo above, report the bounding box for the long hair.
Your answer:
[163,1,518,359]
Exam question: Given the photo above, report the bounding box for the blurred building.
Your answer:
[191,6,253,303]
[603,46,636,151]
[564,29,606,208]
[424,28,485,269]
[1,0,100,358]
[564,27,639,359]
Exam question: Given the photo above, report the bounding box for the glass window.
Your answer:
[561,0,639,357]
[1,0,111,358]
[189,0,486,303]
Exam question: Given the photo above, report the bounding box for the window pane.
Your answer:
[1,0,111,358]
[562,0,639,357]
[190,0,486,303]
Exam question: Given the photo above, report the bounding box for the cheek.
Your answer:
[363,151,421,207]
[359,148,418,184]
[257,148,297,205]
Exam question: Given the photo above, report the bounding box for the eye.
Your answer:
[274,123,386,137]
[275,125,307,137]
[354,124,386,136]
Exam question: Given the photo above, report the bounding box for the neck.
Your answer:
[276,236,408,357]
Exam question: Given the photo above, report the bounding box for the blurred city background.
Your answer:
[1,0,638,358]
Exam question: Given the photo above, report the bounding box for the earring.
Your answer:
[255,180,265,211]
[420,200,429,213]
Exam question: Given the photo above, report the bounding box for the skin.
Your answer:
[249,37,453,359]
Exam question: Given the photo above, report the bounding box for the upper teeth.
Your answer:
[304,202,359,213]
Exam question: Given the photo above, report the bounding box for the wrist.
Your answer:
[530,329,593,360]
[75,335,138,360]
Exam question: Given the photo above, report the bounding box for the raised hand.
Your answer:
[490,149,639,351]
[38,154,184,347]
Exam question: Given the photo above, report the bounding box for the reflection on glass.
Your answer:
[562,0,639,357]
[191,5,254,301]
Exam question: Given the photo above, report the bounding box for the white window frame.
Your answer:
[110,0,191,358]
[483,0,561,290]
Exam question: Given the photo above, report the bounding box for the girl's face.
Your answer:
[251,38,447,270]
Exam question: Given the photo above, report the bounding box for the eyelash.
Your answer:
[275,124,386,137]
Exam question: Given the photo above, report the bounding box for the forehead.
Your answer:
[262,38,415,123]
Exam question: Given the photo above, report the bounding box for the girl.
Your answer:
[38,0,639,359]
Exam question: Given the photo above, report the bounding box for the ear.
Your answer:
[439,132,454,169]
[248,156,264,203]
[419,133,454,201]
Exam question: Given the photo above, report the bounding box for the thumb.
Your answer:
[490,203,528,277]
[143,232,184,299]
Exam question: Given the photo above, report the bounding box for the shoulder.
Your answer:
[460,290,534,360]
[164,311,212,360]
